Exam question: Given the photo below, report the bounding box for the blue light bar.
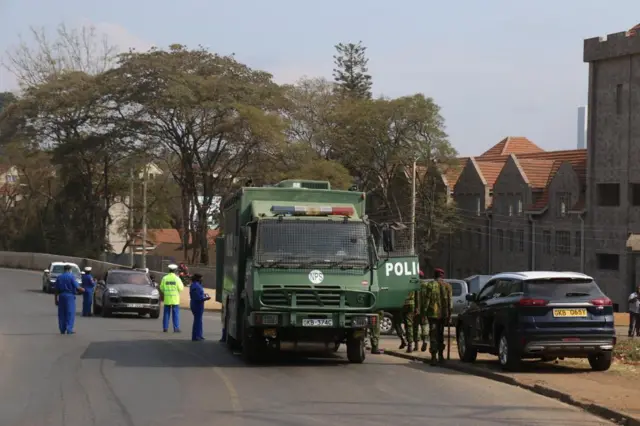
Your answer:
[270,205,354,216]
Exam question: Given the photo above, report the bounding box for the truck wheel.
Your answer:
[346,337,365,363]
[101,296,112,318]
[241,315,262,364]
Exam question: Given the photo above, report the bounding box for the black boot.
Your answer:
[438,352,445,363]
[406,343,413,353]
[413,342,418,352]
[399,338,407,350]
[421,341,427,352]
[429,352,437,366]
[371,345,382,355]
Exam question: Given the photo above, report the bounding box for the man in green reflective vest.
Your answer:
[159,264,185,333]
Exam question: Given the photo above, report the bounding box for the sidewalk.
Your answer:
[379,333,640,425]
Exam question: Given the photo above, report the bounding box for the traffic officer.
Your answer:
[189,273,211,341]
[80,266,96,317]
[419,268,453,365]
[159,264,185,333]
[54,264,84,334]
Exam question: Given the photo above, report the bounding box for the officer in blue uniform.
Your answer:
[81,266,96,317]
[189,273,211,341]
[54,264,84,334]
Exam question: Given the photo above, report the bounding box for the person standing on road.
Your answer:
[80,266,96,317]
[420,268,453,365]
[159,264,184,333]
[628,286,640,337]
[401,288,415,352]
[189,273,211,341]
[54,264,85,335]
[369,310,384,355]
[413,270,428,352]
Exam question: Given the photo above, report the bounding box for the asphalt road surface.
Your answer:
[0,268,613,426]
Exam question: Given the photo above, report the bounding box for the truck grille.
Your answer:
[261,285,346,308]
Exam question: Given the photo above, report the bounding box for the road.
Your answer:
[0,268,613,426]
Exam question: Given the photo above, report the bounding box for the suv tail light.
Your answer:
[590,297,613,306]
[517,298,549,307]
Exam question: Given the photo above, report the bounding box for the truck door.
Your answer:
[374,256,420,311]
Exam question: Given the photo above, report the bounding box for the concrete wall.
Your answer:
[0,251,217,288]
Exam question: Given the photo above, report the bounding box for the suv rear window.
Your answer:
[524,278,603,299]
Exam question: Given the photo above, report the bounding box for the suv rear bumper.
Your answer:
[522,336,616,357]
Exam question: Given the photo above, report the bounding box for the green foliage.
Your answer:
[333,42,373,100]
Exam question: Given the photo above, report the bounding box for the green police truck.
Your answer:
[215,179,420,364]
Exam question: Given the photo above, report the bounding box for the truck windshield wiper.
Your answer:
[565,292,591,297]
[258,255,311,268]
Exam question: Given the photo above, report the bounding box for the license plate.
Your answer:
[553,308,587,318]
[302,319,333,327]
[128,304,144,308]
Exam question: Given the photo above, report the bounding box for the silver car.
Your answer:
[93,269,161,318]
[446,279,469,325]
[42,262,81,293]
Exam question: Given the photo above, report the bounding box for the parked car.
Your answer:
[93,269,161,318]
[42,262,81,293]
[455,271,615,371]
[446,279,469,325]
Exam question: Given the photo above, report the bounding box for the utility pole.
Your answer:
[141,164,148,269]
[129,167,134,267]
[410,159,417,255]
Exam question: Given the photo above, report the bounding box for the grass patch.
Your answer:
[614,339,640,364]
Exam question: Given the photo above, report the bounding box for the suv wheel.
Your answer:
[498,333,520,371]
[457,327,477,362]
[380,312,394,335]
[588,352,613,371]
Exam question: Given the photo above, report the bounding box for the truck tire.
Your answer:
[241,314,262,364]
[346,337,365,363]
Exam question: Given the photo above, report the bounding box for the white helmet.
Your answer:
[168,264,178,271]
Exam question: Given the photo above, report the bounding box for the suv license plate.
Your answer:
[128,304,144,308]
[553,308,587,318]
[302,319,333,327]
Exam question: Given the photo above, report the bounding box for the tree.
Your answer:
[332,41,372,99]
[3,23,117,89]
[0,92,17,113]
[110,45,286,264]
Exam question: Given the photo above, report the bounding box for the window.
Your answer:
[597,183,620,206]
[508,204,513,217]
[574,231,581,256]
[476,196,481,216]
[517,229,524,252]
[556,192,570,217]
[517,199,523,216]
[497,229,504,251]
[596,253,619,271]
[493,279,523,298]
[630,183,640,206]
[616,83,623,114]
[448,280,464,297]
[543,230,552,254]
[525,278,603,299]
[477,281,496,302]
[555,231,570,255]
[107,271,151,285]
[476,228,482,249]
[507,230,514,251]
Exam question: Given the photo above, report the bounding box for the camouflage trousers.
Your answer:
[403,310,427,343]
[428,318,446,355]
[368,310,384,348]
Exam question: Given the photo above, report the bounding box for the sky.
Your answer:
[0,0,638,156]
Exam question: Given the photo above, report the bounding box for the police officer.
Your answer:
[54,264,84,334]
[402,287,417,353]
[159,264,185,333]
[81,266,96,317]
[369,310,384,354]
[189,273,211,341]
[419,268,453,365]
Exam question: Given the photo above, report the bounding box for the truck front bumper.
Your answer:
[249,311,378,330]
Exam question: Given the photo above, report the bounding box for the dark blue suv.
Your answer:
[455,271,616,371]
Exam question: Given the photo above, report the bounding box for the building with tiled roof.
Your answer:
[479,136,544,157]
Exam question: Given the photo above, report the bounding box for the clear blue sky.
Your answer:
[0,0,638,155]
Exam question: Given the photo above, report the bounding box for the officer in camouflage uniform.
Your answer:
[419,268,453,365]
[369,310,384,354]
[401,288,416,352]
[413,270,428,352]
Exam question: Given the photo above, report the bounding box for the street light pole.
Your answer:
[129,167,134,267]
[410,159,417,256]
[141,165,148,269]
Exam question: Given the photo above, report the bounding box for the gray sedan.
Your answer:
[93,269,161,318]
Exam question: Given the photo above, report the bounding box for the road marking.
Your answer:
[162,340,243,414]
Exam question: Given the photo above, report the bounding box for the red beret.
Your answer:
[435,268,445,276]
[419,270,425,278]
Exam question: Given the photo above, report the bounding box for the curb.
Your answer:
[383,349,639,426]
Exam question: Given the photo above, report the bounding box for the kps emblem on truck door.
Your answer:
[308,270,324,284]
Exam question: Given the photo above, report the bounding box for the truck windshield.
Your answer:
[255,219,369,269]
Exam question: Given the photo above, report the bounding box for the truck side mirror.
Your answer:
[382,228,395,252]
[465,293,476,302]
[44,269,49,274]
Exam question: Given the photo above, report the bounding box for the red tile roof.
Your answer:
[479,137,544,157]
[474,159,507,186]
[440,157,469,188]
[516,159,556,189]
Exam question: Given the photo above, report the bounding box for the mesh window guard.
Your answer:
[255,219,370,271]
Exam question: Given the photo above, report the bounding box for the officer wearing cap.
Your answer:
[159,263,185,333]
[419,268,453,365]
[189,273,211,341]
[80,266,96,317]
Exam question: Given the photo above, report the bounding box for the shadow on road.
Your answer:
[24,289,46,294]
[80,339,366,368]
[469,358,594,374]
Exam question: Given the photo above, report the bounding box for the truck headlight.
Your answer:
[108,288,118,294]
[352,316,369,327]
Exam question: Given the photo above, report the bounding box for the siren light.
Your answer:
[270,205,354,217]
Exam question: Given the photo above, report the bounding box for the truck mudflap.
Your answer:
[258,288,377,312]
[248,311,378,330]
